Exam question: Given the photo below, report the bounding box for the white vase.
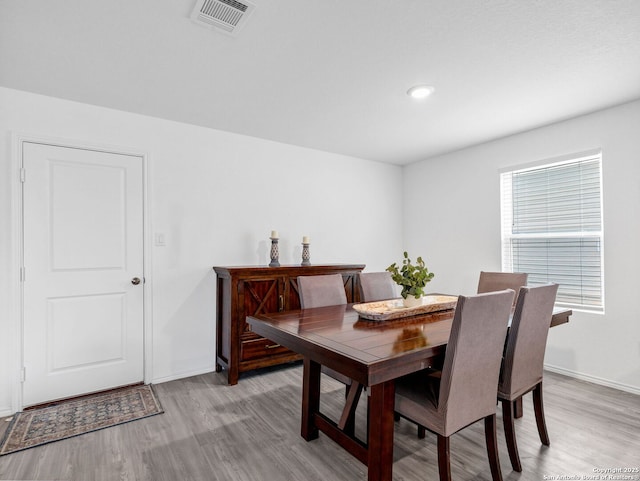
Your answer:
[403,295,423,308]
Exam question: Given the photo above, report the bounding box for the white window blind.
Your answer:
[500,152,604,312]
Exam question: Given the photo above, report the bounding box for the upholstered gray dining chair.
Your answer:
[297,274,351,387]
[498,283,559,472]
[394,289,515,481]
[477,271,528,304]
[298,273,347,309]
[359,271,399,302]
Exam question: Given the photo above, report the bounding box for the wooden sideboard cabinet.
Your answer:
[213,264,365,385]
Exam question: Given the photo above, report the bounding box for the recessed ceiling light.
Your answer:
[407,85,435,100]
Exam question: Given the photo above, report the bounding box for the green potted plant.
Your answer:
[386,251,435,307]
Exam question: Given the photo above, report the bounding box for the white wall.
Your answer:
[2,87,637,416]
[0,87,404,415]
[404,99,640,394]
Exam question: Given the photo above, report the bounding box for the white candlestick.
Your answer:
[302,236,310,244]
[271,230,279,239]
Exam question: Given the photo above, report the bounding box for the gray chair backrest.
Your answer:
[499,283,559,400]
[477,271,528,304]
[359,271,398,302]
[438,289,515,435]
[298,274,347,309]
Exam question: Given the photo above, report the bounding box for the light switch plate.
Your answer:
[154,233,166,246]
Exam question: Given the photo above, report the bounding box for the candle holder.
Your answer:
[269,237,280,267]
[301,243,311,266]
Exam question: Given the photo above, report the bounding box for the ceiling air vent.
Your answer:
[190,0,255,35]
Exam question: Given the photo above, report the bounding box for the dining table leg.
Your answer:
[301,357,321,441]
[367,380,395,481]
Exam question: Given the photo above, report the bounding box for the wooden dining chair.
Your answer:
[394,289,515,481]
[498,283,559,472]
[359,271,399,302]
[477,271,528,304]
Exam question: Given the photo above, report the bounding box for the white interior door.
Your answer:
[22,142,144,407]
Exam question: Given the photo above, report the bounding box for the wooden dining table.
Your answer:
[246,300,572,481]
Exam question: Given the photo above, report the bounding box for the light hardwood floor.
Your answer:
[1,365,638,481]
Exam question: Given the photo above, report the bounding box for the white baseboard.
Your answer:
[0,406,14,418]
[544,364,640,396]
[154,363,640,396]
[151,365,217,385]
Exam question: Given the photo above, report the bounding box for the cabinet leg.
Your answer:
[228,371,239,385]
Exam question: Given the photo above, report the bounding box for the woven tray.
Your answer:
[352,295,458,321]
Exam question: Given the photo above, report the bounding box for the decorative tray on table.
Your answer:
[353,295,458,321]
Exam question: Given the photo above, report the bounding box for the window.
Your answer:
[500,150,603,312]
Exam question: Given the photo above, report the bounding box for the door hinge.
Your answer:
[20,266,26,282]
[21,367,26,382]
[19,167,26,183]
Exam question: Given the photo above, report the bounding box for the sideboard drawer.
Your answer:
[241,337,290,361]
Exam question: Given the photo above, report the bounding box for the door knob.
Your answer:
[131,277,141,285]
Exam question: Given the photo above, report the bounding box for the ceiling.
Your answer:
[1,0,639,165]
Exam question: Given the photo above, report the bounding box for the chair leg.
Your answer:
[418,425,426,439]
[513,397,524,418]
[533,382,550,446]
[485,414,504,481]
[437,434,452,481]
[501,398,522,472]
